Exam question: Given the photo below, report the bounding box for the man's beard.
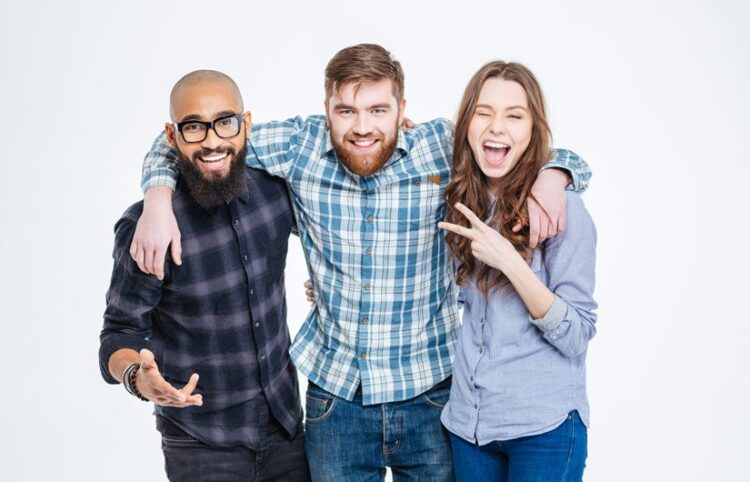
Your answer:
[176,146,247,209]
[332,126,398,177]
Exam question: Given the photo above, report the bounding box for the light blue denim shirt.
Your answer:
[441,191,597,444]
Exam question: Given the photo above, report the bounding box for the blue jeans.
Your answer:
[449,411,587,482]
[304,379,454,482]
[156,415,311,481]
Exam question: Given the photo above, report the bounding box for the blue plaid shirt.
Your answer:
[101,167,301,449]
[142,116,591,405]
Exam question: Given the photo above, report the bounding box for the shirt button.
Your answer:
[249,289,255,295]
[264,385,269,391]
[474,403,479,409]
[470,376,474,382]
[364,282,371,291]
[243,254,249,262]
[415,180,421,185]
[362,318,369,324]
[479,347,484,354]
[233,219,239,226]
[254,322,260,328]
[365,248,373,255]
[360,353,367,360]
[260,353,265,360]
[480,317,485,324]
[367,215,374,223]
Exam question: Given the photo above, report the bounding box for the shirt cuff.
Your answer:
[529,295,567,332]
[99,334,151,384]
[141,169,178,193]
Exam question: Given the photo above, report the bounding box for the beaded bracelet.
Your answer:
[123,363,149,402]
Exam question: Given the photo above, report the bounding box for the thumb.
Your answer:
[139,349,158,371]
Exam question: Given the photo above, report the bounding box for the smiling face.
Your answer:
[166,80,251,181]
[467,77,533,187]
[326,79,405,176]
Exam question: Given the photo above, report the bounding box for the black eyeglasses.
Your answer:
[175,113,243,143]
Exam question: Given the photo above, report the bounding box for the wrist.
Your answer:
[122,363,149,402]
[540,167,571,189]
[144,185,174,206]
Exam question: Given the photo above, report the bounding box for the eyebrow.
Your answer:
[475,104,528,112]
[179,110,238,122]
[332,103,392,111]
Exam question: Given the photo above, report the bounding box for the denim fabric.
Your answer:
[304,379,454,482]
[449,411,587,482]
[156,416,310,482]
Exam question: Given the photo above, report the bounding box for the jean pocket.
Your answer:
[421,386,450,409]
[305,389,337,424]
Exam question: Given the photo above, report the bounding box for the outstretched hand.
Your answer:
[135,349,202,408]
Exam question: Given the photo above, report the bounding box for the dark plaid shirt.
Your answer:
[99,166,301,450]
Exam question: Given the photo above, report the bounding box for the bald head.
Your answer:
[169,70,244,121]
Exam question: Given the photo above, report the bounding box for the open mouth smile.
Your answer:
[482,141,510,166]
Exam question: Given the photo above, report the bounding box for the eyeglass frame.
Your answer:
[174,112,244,144]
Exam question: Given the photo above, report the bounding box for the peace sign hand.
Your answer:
[438,203,522,273]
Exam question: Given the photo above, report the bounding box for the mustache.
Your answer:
[191,147,236,162]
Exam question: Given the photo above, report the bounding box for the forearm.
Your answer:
[502,256,555,319]
[107,348,141,383]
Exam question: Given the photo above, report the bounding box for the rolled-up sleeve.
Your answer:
[531,191,597,358]
[99,215,163,384]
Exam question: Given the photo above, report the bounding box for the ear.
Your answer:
[243,111,252,137]
[397,98,407,126]
[165,122,178,149]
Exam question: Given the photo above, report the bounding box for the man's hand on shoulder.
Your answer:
[130,186,182,280]
[514,168,570,248]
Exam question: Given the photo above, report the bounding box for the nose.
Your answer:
[353,113,372,136]
[489,115,506,135]
[201,126,223,150]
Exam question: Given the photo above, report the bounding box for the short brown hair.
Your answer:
[324,44,405,101]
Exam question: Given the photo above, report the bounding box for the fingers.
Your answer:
[153,249,166,281]
[528,211,541,249]
[512,220,523,233]
[144,248,156,277]
[438,222,474,239]
[453,203,484,227]
[304,281,315,304]
[171,233,182,266]
[130,242,147,274]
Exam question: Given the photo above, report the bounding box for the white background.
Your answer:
[1,0,748,480]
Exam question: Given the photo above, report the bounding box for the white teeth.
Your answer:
[484,141,509,149]
[200,153,228,162]
[354,140,376,147]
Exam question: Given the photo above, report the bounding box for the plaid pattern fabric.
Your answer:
[142,116,591,405]
[100,167,301,449]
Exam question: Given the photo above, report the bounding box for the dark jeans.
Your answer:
[449,411,587,482]
[155,416,311,482]
[304,378,454,482]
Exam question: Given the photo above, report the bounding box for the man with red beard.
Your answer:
[99,70,310,481]
[131,45,591,481]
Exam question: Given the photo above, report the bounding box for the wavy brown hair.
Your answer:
[444,61,551,297]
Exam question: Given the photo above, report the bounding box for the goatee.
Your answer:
[176,146,247,209]
[333,132,398,177]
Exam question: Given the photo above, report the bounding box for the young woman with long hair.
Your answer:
[439,61,597,482]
